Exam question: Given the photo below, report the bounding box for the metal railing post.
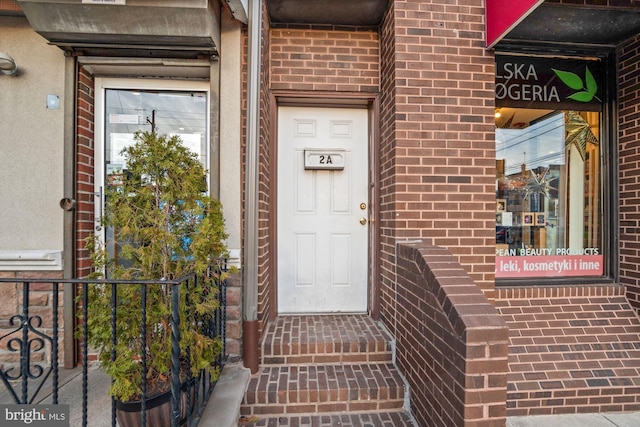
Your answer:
[140,283,148,427]
[109,283,117,427]
[170,282,181,427]
[20,282,29,404]
[82,282,89,427]
[52,282,59,404]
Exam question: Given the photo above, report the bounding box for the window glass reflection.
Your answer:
[495,108,603,278]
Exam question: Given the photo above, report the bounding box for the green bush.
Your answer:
[84,131,228,402]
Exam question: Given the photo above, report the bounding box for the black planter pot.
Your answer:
[115,383,195,427]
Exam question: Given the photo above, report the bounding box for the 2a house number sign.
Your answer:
[304,149,345,170]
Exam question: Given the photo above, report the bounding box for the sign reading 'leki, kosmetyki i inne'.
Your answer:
[496,55,603,111]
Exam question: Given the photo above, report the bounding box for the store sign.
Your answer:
[485,0,543,48]
[496,55,603,111]
[496,254,603,278]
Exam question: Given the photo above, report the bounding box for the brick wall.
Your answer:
[261,24,380,327]
[76,65,95,279]
[270,27,379,92]
[396,242,509,427]
[225,273,242,362]
[378,0,495,331]
[73,65,95,366]
[496,285,640,415]
[618,34,640,313]
[0,272,64,371]
[0,1,21,14]
[257,0,272,334]
[378,1,397,333]
[262,0,495,326]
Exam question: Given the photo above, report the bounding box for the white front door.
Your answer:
[277,106,369,313]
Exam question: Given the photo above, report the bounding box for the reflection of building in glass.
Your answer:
[496,110,600,260]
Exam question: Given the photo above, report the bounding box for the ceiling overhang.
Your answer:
[225,0,247,24]
[15,0,225,58]
[494,2,640,50]
[267,0,388,27]
[77,57,212,79]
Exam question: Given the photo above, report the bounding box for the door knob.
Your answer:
[359,217,367,225]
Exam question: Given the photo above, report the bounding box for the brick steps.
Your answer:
[242,364,404,416]
[239,412,414,426]
[240,315,410,423]
[261,315,393,365]
[496,285,640,416]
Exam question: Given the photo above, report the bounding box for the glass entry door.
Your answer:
[95,80,209,275]
[105,89,208,171]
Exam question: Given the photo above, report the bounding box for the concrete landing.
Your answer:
[198,364,250,427]
[0,364,250,427]
[507,412,640,427]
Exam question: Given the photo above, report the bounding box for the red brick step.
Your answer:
[261,315,393,365]
[240,315,410,421]
[240,411,414,426]
[242,363,404,417]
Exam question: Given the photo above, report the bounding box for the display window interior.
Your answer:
[495,107,603,278]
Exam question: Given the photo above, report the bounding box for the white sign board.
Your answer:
[109,114,140,124]
[304,149,345,170]
[110,133,135,166]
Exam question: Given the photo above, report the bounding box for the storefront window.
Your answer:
[495,55,605,279]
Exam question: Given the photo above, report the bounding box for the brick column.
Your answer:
[379,0,496,332]
[618,34,640,314]
[76,66,95,279]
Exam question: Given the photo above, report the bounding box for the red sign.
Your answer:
[485,0,544,48]
[496,255,604,278]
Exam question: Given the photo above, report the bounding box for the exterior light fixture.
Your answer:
[0,52,18,76]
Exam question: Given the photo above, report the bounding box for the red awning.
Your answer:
[485,0,545,48]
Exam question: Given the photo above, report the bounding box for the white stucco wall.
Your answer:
[219,10,242,266]
[0,17,65,257]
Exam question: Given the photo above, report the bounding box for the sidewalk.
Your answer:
[0,364,248,427]
[2,367,640,426]
[0,365,112,427]
[507,412,640,427]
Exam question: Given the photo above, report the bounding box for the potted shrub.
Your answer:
[83,131,228,427]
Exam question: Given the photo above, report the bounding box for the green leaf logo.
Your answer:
[552,66,600,103]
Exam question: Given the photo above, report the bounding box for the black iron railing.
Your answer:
[0,266,227,427]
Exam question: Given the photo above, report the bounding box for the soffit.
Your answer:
[267,0,388,27]
[14,0,222,58]
[78,57,212,79]
[498,3,640,49]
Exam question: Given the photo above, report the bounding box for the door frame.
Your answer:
[268,93,381,319]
